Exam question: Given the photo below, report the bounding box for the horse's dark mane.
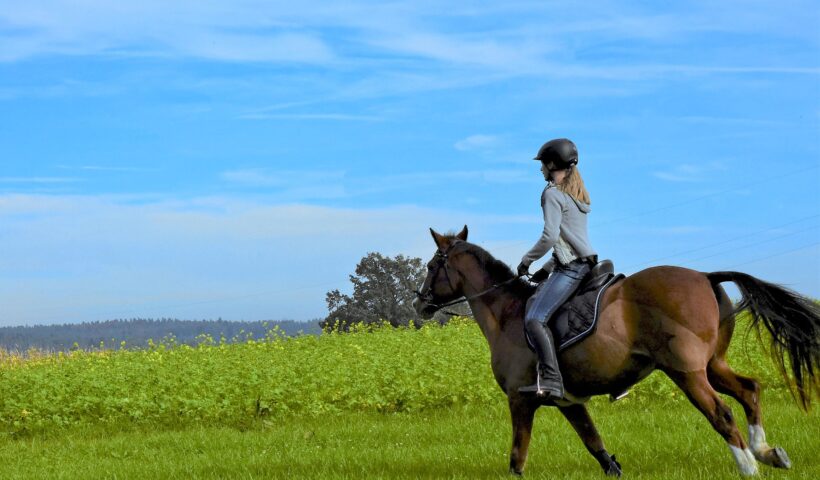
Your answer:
[444,236,535,299]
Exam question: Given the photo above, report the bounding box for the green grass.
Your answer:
[0,321,502,434]
[0,397,816,479]
[0,317,817,478]
[0,316,799,436]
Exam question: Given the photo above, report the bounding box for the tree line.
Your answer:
[0,318,322,352]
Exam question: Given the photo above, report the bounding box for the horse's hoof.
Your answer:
[754,445,792,469]
[509,459,525,476]
[605,455,623,477]
[770,446,791,469]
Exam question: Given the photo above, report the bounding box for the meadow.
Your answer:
[0,318,817,478]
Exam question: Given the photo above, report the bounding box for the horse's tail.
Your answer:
[707,271,820,410]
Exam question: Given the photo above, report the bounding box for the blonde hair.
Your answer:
[557,166,590,205]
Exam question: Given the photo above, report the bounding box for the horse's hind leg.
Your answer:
[707,359,792,469]
[665,369,759,477]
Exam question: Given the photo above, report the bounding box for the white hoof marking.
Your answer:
[729,445,759,477]
[749,424,792,468]
[748,425,768,453]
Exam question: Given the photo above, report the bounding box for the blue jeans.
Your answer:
[525,259,590,329]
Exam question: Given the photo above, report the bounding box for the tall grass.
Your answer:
[0,315,797,436]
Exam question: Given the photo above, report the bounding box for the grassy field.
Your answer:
[0,318,818,478]
[0,397,816,479]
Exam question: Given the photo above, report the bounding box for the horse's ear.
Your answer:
[456,225,468,241]
[429,228,448,250]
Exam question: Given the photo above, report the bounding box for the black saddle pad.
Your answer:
[551,273,624,351]
[524,272,625,354]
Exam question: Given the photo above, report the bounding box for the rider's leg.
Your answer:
[520,311,563,397]
[519,260,590,398]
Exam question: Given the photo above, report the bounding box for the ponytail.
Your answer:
[558,166,590,205]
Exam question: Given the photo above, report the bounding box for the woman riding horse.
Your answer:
[412,137,819,475]
[415,226,818,476]
[517,138,597,399]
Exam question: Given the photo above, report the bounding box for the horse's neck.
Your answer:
[466,297,502,344]
[463,273,520,345]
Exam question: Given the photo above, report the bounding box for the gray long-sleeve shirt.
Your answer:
[521,184,596,268]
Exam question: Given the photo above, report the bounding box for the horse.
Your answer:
[412,226,820,477]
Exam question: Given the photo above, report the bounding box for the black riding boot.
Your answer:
[519,321,564,399]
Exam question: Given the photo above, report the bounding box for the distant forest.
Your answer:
[0,318,322,352]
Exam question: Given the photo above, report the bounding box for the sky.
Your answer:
[1,1,818,326]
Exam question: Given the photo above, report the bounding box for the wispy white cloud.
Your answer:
[0,0,816,126]
[221,169,343,187]
[363,169,530,188]
[0,78,125,100]
[636,225,711,235]
[218,167,531,202]
[652,163,728,183]
[2,1,816,80]
[454,134,499,151]
[678,116,795,127]
[0,3,337,64]
[1,192,817,324]
[0,192,533,324]
[170,31,334,64]
[220,169,348,199]
[238,113,383,121]
[366,31,555,72]
[56,165,159,172]
[652,172,702,183]
[0,176,79,183]
[360,170,536,200]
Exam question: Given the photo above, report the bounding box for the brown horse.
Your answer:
[413,226,820,477]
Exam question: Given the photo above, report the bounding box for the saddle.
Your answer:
[527,259,625,352]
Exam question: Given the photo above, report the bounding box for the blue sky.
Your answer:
[1,1,818,326]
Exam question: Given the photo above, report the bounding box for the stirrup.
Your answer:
[517,376,562,398]
[535,367,563,399]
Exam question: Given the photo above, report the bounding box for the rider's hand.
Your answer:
[517,262,529,277]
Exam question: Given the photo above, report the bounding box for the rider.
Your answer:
[517,138,597,399]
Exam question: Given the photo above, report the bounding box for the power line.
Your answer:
[490,164,820,257]
[119,222,817,315]
[723,242,820,270]
[24,164,820,322]
[622,216,820,271]
[682,225,818,266]
[597,164,819,227]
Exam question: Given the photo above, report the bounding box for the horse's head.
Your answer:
[412,225,469,319]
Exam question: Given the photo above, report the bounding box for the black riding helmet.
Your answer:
[534,138,578,170]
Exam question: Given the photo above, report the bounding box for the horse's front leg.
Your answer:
[508,395,537,475]
[559,404,622,477]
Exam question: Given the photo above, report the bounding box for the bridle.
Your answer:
[413,242,524,316]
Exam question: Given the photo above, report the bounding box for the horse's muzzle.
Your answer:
[412,297,437,320]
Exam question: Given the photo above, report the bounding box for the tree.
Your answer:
[321,252,464,331]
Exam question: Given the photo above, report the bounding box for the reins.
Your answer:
[426,275,525,316]
[413,243,529,316]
